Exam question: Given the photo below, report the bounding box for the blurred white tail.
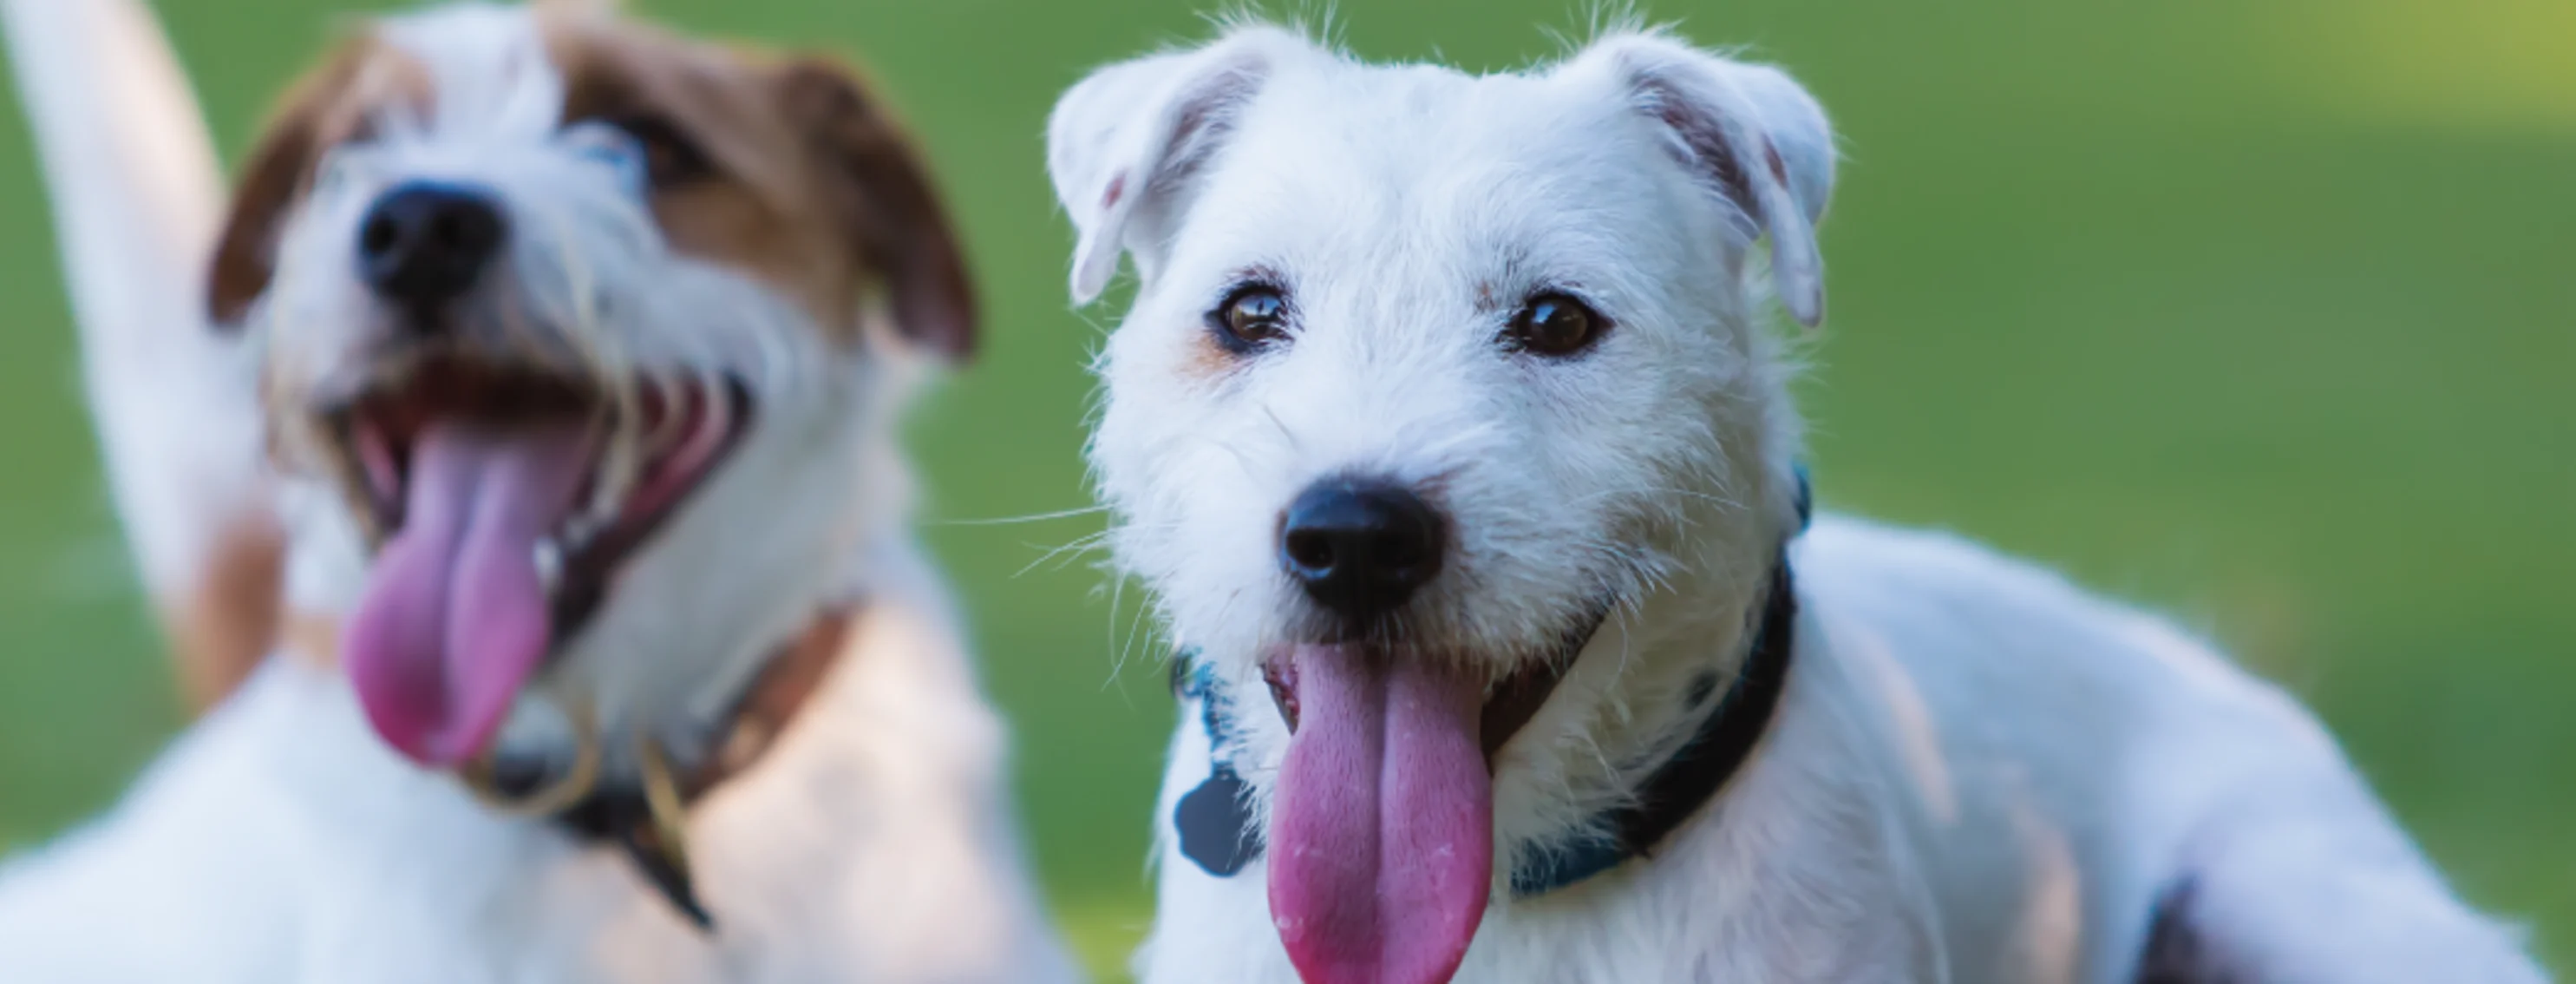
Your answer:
[3,0,281,709]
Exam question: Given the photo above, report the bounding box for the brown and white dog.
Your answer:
[0,2,1076,981]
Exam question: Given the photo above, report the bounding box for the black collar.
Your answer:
[553,779,715,928]
[1173,522,1805,900]
[474,743,720,929]
[1509,556,1795,895]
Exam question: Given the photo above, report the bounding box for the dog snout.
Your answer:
[1279,477,1446,623]
[357,181,507,312]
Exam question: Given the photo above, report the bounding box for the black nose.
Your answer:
[356,181,507,309]
[1279,477,1446,623]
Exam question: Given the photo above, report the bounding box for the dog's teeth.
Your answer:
[533,538,564,593]
[559,514,606,553]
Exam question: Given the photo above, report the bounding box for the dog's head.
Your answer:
[216,2,971,771]
[1050,27,1831,984]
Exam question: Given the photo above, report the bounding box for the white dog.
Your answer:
[1047,24,2550,984]
[0,2,1076,981]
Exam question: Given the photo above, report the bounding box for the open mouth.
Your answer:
[326,355,752,768]
[1259,601,1612,984]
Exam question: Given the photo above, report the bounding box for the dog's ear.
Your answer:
[206,45,366,329]
[778,56,977,362]
[1046,27,1306,304]
[1579,36,1836,327]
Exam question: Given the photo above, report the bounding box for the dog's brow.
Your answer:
[1219,263,1290,294]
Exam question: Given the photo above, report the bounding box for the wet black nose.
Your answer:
[1279,477,1446,623]
[356,181,507,309]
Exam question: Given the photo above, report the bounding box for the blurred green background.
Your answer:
[2,0,2568,977]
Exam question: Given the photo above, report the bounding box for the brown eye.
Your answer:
[607,113,711,187]
[1210,285,1291,353]
[1506,292,1609,357]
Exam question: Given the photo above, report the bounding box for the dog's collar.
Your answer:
[1170,469,1811,899]
[542,608,853,929]
[1508,557,1796,895]
[283,607,858,930]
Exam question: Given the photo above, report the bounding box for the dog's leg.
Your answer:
[2,0,279,710]
[2140,790,2550,984]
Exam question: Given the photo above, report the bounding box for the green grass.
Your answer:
[3,1,2569,978]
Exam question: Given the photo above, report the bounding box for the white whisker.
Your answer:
[929,503,1115,527]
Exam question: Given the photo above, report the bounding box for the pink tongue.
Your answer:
[1269,644,1494,984]
[344,420,593,766]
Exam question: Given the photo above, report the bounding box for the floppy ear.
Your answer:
[773,56,973,360]
[206,48,363,328]
[1582,35,1836,327]
[778,57,978,362]
[1045,27,1305,304]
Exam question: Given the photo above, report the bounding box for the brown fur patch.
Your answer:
[1180,329,1238,381]
[167,514,287,711]
[283,612,345,672]
[206,36,430,325]
[544,12,975,357]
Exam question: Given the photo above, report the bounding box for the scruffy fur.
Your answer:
[1046,23,2551,984]
[0,2,1074,980]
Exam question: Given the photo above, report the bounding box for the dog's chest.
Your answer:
[232,686,815,981]
[1142,840,1930,984]
[1142,709,1940,984]
[145,657,1046,984]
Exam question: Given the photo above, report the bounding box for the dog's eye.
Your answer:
[1210,285,1291,353]
[1505,292,1609,357]
[604,113,713,187]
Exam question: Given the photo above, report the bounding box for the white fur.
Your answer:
[1048,25,2550,984]
[0,3,1076,981]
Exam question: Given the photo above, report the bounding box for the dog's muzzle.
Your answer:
[1251,472,1620,984]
